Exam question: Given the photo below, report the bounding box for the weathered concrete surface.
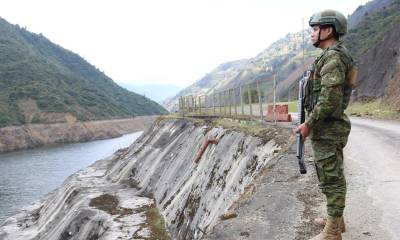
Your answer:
[106,118,291,239]
[0,118,292,240]
[204,141,324,240]
[0,148,157,240]
[0,116,158,152]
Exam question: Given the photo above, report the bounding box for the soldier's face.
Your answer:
[311,25,333,46]
[311,26,321,44]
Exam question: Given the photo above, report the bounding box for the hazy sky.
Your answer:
[1,0,369,87]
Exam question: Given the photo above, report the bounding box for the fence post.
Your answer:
[198,96,202,115]
[228,89,232,116]
[204,95,208,115]
[234,88,238,118]
[179,97,182,117]
[189,96,191,114]
[192,96,195,114]
[257,80,263,121]
[213,93,216,116]
[240,86,244,116]
[223,91,227,116]
[273,74,277,124]
[206,94,208,115]
[248,85,253,119]
[183,96,186,115]
[193,97,198,113]
[219,92,222,117]
[184,96,187,114]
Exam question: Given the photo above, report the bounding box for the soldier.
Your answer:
[295,10,357,240]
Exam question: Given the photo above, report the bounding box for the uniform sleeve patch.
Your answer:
[320,54,346,87]
[320,58,341,75]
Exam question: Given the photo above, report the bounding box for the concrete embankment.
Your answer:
[0,117,322,240]
[0,116,158,152]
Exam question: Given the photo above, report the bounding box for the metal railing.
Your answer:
[177,75,297,123]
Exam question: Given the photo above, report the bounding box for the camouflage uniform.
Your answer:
[304,41,354,217]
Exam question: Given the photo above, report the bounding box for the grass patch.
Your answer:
[145,204,171,240]
[164,116,293,146]
[284,100,298,113]
[89,194,134,216]
[346,99,400,119]
[90,194,170,239]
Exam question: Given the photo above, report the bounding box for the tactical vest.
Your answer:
[303,42,357,118]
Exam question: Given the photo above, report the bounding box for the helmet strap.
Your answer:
[313,30,322,47]
[313,25,333,48]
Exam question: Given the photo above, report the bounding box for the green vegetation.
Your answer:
[145,204,171,240]
[160,116,292,146]
[345,99,400,119]
[0,17,167,127]
[278,99,400,120]
[285,100,298,113]
[344,0,400,58]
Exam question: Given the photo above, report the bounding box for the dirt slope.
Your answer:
[354,23,400,100]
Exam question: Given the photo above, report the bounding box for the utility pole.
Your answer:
[240,85,244,116]
[257,80,263,120]
[273,74,276,124]
[302,17,305,69]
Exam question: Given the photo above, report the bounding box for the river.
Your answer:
[0,131,143,224]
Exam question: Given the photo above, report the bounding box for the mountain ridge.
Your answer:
[0,17,167,127]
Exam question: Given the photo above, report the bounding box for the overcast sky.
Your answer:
[1,0,369,87]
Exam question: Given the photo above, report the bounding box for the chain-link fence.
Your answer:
[178,75,296,122]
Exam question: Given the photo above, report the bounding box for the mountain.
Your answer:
[162,30,318,112]
[162,59,249,111]
[344,0,400,105]
[345,0,400,59]
[162,0,400,113]
[347,0,392,29]
[0,17,167,127]
[119,83,183,104]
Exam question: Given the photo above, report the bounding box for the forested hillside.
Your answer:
[345,0,400,58]
[0,17,167,127]
[344,0,400,104]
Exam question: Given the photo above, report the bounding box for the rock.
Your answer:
[220,211,238,220]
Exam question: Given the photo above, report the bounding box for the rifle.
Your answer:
[296,71,309,174]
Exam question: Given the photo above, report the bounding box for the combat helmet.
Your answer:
[309,10,347,36]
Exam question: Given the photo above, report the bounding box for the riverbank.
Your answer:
[0,116,158,153]
[0,132,143,224]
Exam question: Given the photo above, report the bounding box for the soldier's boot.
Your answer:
[314,216,346,233]
[309,216,342,240]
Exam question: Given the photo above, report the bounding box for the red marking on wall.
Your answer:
[194,139,219,164]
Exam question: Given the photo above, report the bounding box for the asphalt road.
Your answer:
[343,117,400,240]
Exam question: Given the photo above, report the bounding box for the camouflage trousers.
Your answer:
[311,139,347,217]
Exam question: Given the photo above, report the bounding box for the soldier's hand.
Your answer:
[295,123,310,139]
